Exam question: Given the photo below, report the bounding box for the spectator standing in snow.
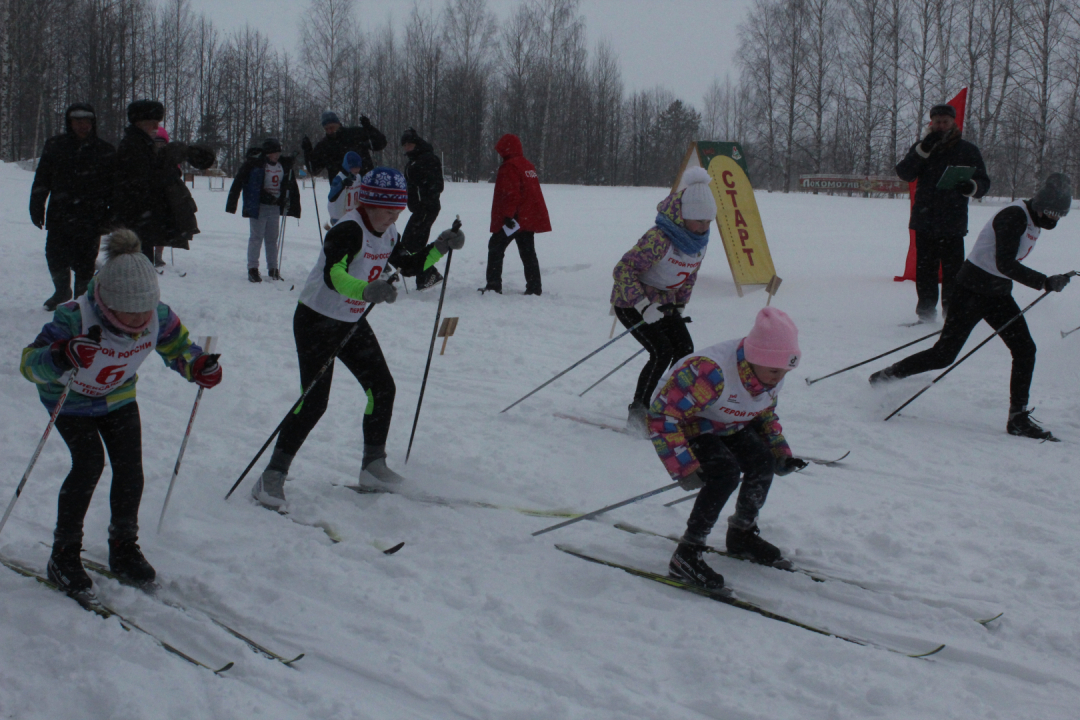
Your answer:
[250,167,464,512]
[652,308,808,591]
[20,229,222,596]
[870,173,1074,441]
[226,138,302,282]
[302,110,387,180]
[326,151,365,227]
[400,127,445,291]
[611,167,715,435]
[480,134,551,296]
[29,103,116,311]
[895,103,991,323]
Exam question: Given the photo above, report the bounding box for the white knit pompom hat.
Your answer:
[679,166,717,221]
[96,229,161,312]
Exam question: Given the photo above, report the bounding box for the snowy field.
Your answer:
[1,160,1079,720]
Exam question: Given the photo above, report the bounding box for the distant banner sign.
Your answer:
[674,141,777,297]
[798,175,909,194]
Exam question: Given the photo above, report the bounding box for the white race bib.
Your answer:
[639,242,706,291]
[68,296,159,398]
[968,199,1040,279]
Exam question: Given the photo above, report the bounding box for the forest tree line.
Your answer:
[3,0,1075,197]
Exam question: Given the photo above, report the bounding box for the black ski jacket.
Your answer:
[895,133,990,236]
[29,103,116,234]
[307,121,387,179]
[112,124,181,247]
[403,138,443,213]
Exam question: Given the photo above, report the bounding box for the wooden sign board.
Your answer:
[438,317,459,355]
[672,141,777,297]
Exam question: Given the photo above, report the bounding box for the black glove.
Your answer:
[678,470,704,491]
[52,326,103,370]
[918,130,944,154]
[163,141,188,166]
[1045,274,1071,292]
[31,212,44,229]
[301,136,313,157]
[186,145,216,170]
[360,115,371,128]
[959,179,977,196]
[434,228,466,254]
[776,456,809,476]
[362,279,398,304]
[340,173,354,188]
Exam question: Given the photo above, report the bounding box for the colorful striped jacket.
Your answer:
[648,341,792,481]
[20,280,204,416]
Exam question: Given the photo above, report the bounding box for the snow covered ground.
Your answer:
[1,160,1079,720]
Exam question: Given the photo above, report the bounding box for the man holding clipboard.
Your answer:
[896,104,991,323]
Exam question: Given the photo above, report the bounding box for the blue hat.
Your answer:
[358,167,407,209]
[343,151,363,171]
[321,110,341,127]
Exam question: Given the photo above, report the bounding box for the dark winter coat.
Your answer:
[490,134,551,234]
[112,125,188,248]
[226,150,302,219]
[29,103,116,234]
[403,137,443,213]
[895,133,990,237]
[307,121,387,179]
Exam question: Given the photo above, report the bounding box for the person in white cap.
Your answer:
[20,229,222,598]
[611,166,717,435]
[648,307,808,591]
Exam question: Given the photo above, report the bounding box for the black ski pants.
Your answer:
[684,428,775,543]
[45,228,100,300]
[914,231,965,316]
[486,230,541,293]
[614,306,694,406]
[889,285,1036,409]
[275,303,396,458]
[53,402,144,547]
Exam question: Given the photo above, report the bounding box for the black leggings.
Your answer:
[53,402,144,546]
[614,306,694,405]
[486,230,541,293]
[275,303,396,457]
[890,285,1036,408]
[685,429,775,542]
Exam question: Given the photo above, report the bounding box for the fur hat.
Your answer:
[95,230,161,313]
[127,99,165,124]
[357,167,408,209]
[321,110,341,127]
[679,167,718,221]
[929,104,956,119]
[1031,172,1072,219]
[744,307,800,370]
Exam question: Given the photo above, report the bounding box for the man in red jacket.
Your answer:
[480,134,551,295]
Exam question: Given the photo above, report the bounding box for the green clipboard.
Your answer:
[937,165,975,190]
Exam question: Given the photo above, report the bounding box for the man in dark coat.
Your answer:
[481,133,551,296]
[896,103,991,322]
[400,127,444,290]
[29,103,116,310]
[112,100,186,261]
[302,110,387,180]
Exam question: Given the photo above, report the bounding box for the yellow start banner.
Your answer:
[673,142,777,297]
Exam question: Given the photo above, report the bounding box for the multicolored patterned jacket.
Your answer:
[648,341,792,480]
[610,190,701,308]
[20,279,204,416]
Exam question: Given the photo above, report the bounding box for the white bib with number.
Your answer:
[299,211,398,322]
[639,242,706,291]
[68,295,159,398]
[263,162,283,198]
[328,173,363,223]
[968,199,1040,279]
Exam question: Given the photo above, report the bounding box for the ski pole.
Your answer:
[805,330,941,386]
[225,302,377,499]
[405,217,461,464]
[1062,324,1080,339]
[663,492,697,508]
[0,326,101,537]
[532,482,680,537]
[158,345,218,533]
[309,173,324,244]
[885,276,1076,421]
[277,166,294,269]
[500,321,646,413]
[578,348,646,397]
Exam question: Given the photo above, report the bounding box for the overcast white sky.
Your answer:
[186,0,753,106]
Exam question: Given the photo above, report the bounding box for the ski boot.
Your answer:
[108,537,157,586]
[47,542,92,594]
[625,401,649,438]
[359,457,405,486]
[1007,408,1059,442]
[252,468,289,511]
[726,521,791,569]
[669,541,725,591]
[868,365,898,386]
[477,284,502,295]
[417,267,443,291]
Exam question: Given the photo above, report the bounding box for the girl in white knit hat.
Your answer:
[610,166,717,436]
[649,307,808,591]
[20,229,222,599]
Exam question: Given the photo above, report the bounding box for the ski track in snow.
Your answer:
[1,162,1079,719]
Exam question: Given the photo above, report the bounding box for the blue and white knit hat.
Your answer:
[358,167,408,209]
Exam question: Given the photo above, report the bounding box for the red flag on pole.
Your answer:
[894,88,968,282]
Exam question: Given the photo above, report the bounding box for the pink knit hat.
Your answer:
[744,307,800,370]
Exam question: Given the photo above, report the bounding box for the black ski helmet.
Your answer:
[1031,172,1073,219]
